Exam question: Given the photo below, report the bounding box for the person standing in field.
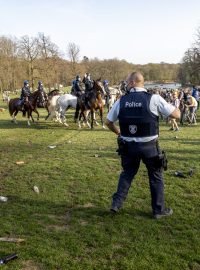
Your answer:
[187,93,198,125]
[169,91,180,131]
[106,71,180,219]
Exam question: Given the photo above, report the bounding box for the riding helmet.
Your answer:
[24,80,29,85]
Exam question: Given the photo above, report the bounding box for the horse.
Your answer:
[45,94,61,121]
[46,94,77,126]
[44,89,60,120]
[48,89,60,99]
[9,90,40,126]
[106,87,122,111]
[75,80,106,129]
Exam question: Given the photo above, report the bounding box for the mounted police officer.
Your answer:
[82,73,93,107]
[37,80,48,107]
[82,73,93,92]
[106,72,180,219]
[103,80,111,105]
[37,80,44,91]
[20,80,31,110]
[71,75,83,97]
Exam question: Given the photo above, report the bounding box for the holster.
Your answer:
[157,150,168,171]
[116,136,128,156]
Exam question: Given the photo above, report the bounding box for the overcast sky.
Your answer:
[1,0,200,64]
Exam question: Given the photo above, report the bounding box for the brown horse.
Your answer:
[9,90,40,126]
[75,80,106,129]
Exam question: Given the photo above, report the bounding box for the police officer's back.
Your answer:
[106,72,180,219]
[103,80,110,104]
[72,75,83,97]
[82,73,93,92]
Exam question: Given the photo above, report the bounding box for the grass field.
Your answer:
[0,97,200,270]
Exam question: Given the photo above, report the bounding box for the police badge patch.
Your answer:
[129,125,137,134]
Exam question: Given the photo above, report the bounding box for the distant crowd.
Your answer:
[147,86,199,130]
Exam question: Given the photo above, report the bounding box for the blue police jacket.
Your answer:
[118,91,159,137]
[20,86,31,99]
[74,80,82,92]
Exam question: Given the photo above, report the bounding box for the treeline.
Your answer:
[179,26,200,85]
[0,33,180,92]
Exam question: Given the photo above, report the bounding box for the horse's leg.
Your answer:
[83,110,89,127]
[90,109,94,129]
[61,108,69,127]
[100,107,106,129]
[30,111,35,123]
[45,112,50,121]
[94,112,99,126]
[27,110,31,126]
[34,109,39,121]
[84,110,91,128]
[78,111,83,128]
[12,110,18,124]
[74,103,80,123]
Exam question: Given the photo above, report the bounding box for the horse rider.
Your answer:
[103,80,111,105]
[71,75,83,97]
[37,80,44,91]
[82,73,93,92]
[20,80,31,110]
[37,80,48,106]
[120,80,127,95]
[82,73,93,107]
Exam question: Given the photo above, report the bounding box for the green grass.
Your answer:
[0,98,200,270]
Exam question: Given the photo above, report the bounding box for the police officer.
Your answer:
[37,80,44,91]
[20,80,31,110]
[37,80,47,107]
[82,73,93,106]
[82,73,93,92]
[106,72,180,219]
[103,80,110,105]
[72,75,83,97]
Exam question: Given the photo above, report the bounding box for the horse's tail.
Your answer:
[8,101,12,116]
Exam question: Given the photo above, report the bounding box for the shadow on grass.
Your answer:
[1,196,153,230]
[0,119,110,132]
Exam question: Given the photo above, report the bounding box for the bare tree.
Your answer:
[67,42,80,76]
[37,33,61,90]
[0,36,19,92]
[18,35,39,89]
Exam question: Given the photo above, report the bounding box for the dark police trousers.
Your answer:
[112,139,164,215]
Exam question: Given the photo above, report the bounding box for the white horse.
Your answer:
[106,87,122,111]
[56,94,77,126]
[46,95,61,122]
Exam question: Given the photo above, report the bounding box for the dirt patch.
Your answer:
[46,224,69,231]
[20,260,42,270]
